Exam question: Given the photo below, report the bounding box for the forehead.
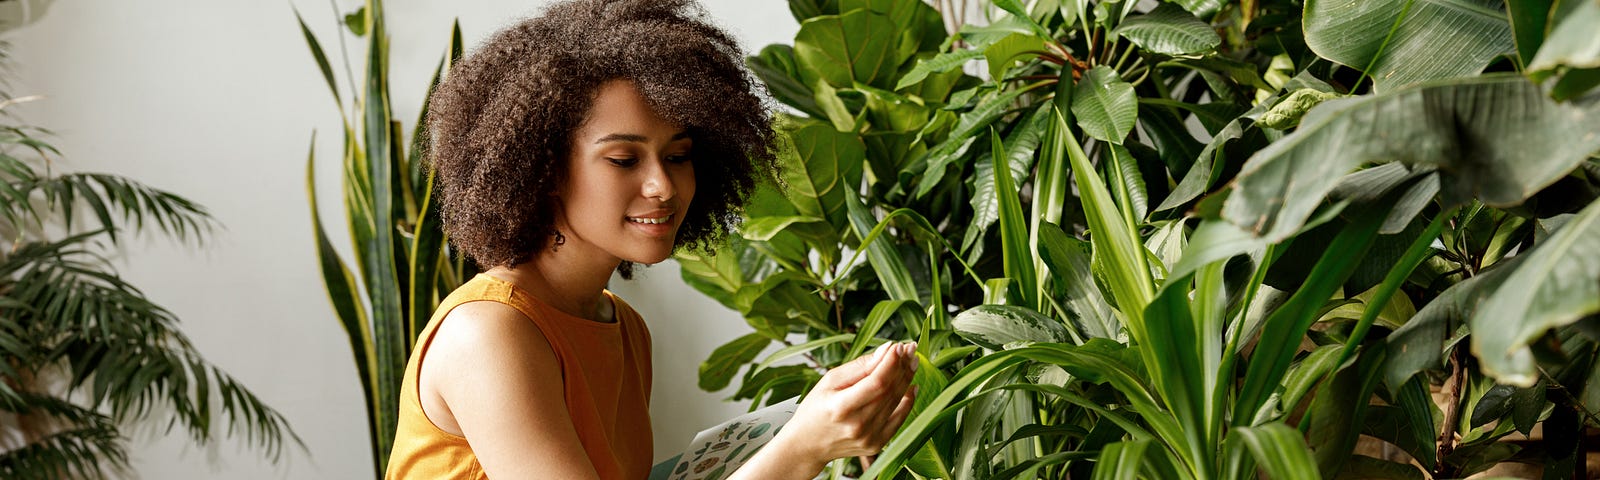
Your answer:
[573,79,687,143]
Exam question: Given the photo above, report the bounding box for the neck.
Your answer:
[489,246,618,323]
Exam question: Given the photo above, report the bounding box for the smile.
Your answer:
[627,215,672,225]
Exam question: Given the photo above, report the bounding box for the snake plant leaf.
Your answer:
[794,7,916,91]
[951,304,1072,350]
[1472,198,1600,386]
[294,8,341,106]
[1527,0,1600,74]
[1223,74,1600,243]
[1304,0,1513,92]
[1111,3,1221,56]
[1072,66,1138,144]
[698,333,772,391]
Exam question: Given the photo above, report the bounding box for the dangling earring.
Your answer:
[551,231,566,252]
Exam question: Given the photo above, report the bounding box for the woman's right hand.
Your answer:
[730,341,919,479]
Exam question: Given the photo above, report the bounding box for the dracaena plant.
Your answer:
[685,0,1600,478]
[296,0,468,475]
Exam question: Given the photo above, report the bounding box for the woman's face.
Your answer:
[555,79,697,266]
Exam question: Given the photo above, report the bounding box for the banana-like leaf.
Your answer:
[951,304,1072,350]
[1304,0,1513,92]
[1072,66,1138,144]
[1111,3,1221,56]
[1223,74,1600,243]
[1473,198,1600,385]
[1527,0,1600,74]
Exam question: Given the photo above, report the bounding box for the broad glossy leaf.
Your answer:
[1112,3,1221,56]
[951,304,1072,349]
[1304,0,1513,92]
[782,122,865,232]
[1072,66,1138,144]
[749,44,827,119]
[794,8,917,91]
[1473,197,1600,386]
[1224,75,1600,242]
[699,333,771,391]
[984,33,1048,81]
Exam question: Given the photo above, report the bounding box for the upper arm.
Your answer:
[422,301,601,480]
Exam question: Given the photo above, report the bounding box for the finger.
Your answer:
[877,386,918,442]
[821,341,894,390]
[841,343,912,404]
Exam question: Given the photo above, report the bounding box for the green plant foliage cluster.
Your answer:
[0,60,297,479]
[681,0,1600,478]
[297,0,471,476]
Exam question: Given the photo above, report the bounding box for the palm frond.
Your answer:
[1,234,301,461]
[0,391,129,480]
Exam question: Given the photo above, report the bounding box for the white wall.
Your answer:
[5,0,798,478]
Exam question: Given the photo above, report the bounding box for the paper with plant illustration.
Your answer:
[648,398,798,480]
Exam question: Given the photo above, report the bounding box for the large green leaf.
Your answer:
[1472,198,1600,385]
[699,333,772,391]
[1304,0,1513,92]
[951,304,1072,349]
[782,122,866,233]
[1037,222,1120,340]
[748,44,827,119]
[793,7,916,91]
[1223,75,1600,242]
[1072,66,1139,144]
[1111,3,1221,56]
[1526,0,1600,74]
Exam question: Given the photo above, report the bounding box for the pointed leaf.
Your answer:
[1072,66,1138,144]
[1112,3,1221,56]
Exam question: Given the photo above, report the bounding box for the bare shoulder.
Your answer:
[425,300,559,381]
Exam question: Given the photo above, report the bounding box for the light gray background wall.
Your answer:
[6,1,798,478]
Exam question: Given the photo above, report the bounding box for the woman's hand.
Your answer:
[729,341,919,479]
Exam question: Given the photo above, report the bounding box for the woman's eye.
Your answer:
[667,154,693,164]
[607,157,638,167]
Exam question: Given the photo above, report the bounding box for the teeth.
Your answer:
[628,215,670,225]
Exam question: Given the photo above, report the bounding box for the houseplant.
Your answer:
[686,0,1600,477]
[298,0,466,475]
[0,57,298,479]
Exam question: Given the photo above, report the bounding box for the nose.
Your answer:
[641,158,676,201]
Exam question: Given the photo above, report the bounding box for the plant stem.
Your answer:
[1436,347,1465,478]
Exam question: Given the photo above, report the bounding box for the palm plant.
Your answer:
[686,0,1600,478]
[0,60,298,478]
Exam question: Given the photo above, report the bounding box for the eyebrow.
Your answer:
[593,131,692,144]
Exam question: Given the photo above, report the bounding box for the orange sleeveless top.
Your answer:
[385,274,653,479]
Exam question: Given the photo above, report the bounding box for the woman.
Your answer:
[384,1,919,479]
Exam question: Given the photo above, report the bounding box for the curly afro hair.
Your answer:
[427,0,778,274]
